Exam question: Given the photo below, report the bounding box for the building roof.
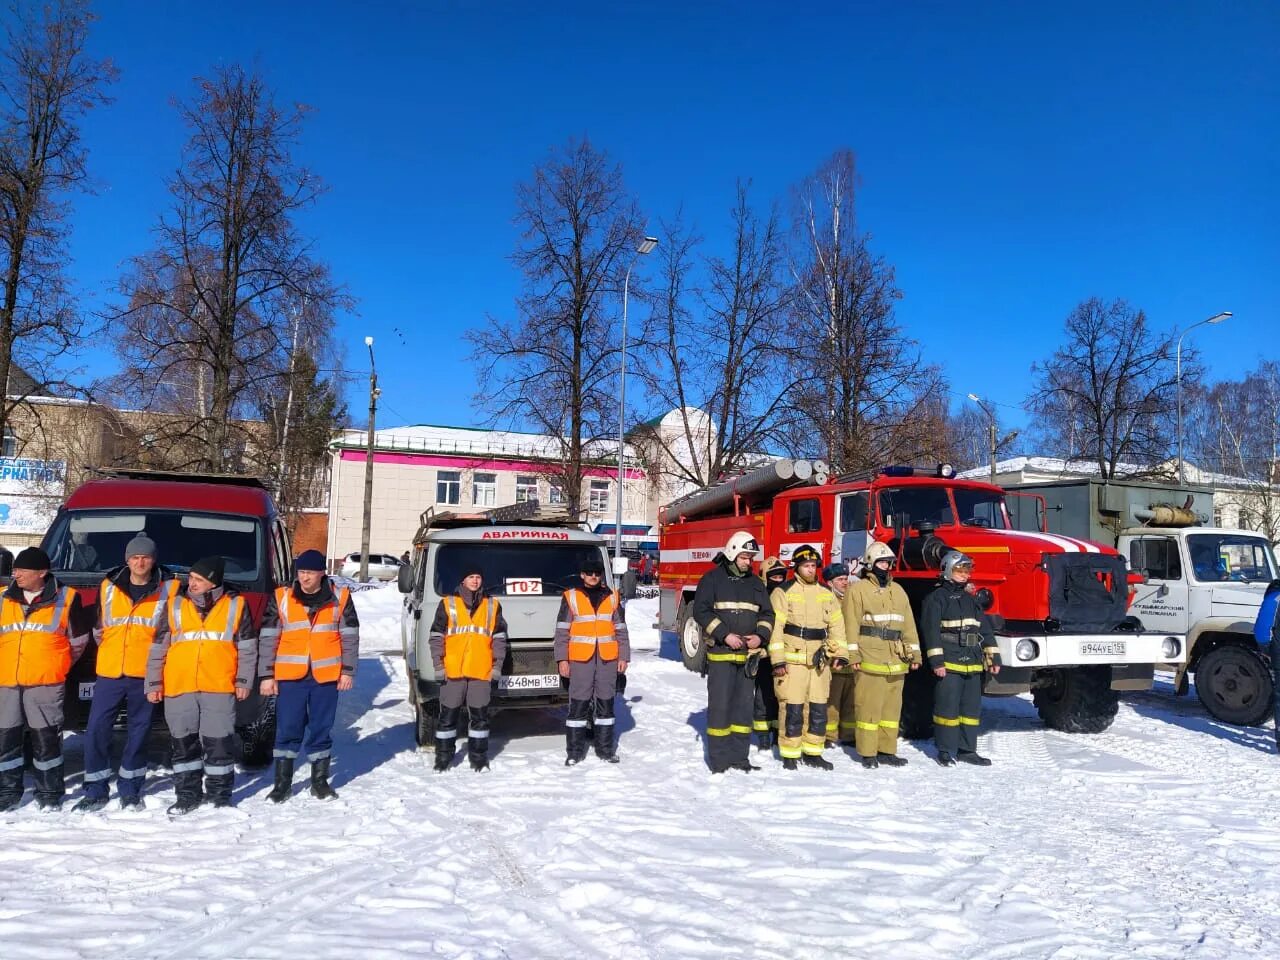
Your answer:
[332,423,642,465]
[958,454,1262,491]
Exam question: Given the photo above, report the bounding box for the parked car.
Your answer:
[341,551,404,581]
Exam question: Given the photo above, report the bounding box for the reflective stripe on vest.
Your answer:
[0,587,76,686]
[443,597,496,680]
[97,579,175,679]
[163,594,243,695]
[565,588,619,662]
[273,585,349,683]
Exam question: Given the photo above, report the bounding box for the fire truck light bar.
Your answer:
[880,463,957,479]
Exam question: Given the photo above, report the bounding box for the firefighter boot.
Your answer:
[957,751,992,767]
[935,751,957,767]
[0,726,24,811]
[267,757,294,803]
[593,697,619,763]
[860,754,880,770]
[801,753,834,771]
[167,734,204,816]
[782,757,799,771]
[877,753,908,767]
[31,727,65,810]
[565,699,590,766]
[310,757,338,800]
[434,705,460,772]
[467,705,490,772]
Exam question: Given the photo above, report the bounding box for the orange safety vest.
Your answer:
[0,586,77,686]
[272,584,350,683]
[162,593,244,696]
[564,588,620,662]
[443,596,497,680]
[97,578,176,679]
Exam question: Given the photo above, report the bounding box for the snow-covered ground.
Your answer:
[2,586,1279,959]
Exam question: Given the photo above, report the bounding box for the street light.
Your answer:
[615,236,658,567]
[1176,311,1231,485]
[359,335,379,583]
[967,393,1019,485]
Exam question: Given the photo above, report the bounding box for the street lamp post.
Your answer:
[1176,311,1231,485]
[967,393,1018,485]
[615,236,658,566]
[359,336,379,583]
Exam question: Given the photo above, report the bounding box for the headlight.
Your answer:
[1015,639,1039,661]
[1161,637,1181,659]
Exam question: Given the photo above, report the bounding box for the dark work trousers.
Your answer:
[0,684,65,805]
[437,678,491,763]
[274,673,340,764]
[566,655,619,760]
[164,692,237,803]
[705,653,753,772]
[82,676,155,801]
[751,654,778,744]
[933,669,984,756]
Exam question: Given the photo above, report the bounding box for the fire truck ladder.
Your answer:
[411,499,579,545]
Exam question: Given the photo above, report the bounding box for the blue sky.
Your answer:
[64,1,1278,434]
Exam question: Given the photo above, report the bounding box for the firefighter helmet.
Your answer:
[941,550,974,580]
[723,531,761,559]
[863,541,896,567]
[790,544,821,567]
[761,556,788,584]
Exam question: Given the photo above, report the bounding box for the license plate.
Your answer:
[79,682,95,700]
[1080,641,1127,657]
[497,674,561,691]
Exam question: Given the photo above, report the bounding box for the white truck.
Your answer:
[1007,478,1278,725]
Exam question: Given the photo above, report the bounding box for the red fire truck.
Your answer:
[659,461,1186,736]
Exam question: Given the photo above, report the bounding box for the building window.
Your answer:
[515,475,539,503]
[473,472,497,507]
[437,470,460,505]
[548,484,565,505]
[589,479,610,513]
[1,429,14,458]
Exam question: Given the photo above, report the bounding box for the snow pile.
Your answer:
[0,595,1277,958]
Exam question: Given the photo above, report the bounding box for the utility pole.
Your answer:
[968,393,1018,485]
[359,336,378,582]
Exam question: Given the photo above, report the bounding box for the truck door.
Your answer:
[1126,536,1189,634]
[836,491,870,567]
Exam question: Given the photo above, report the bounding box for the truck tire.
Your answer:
[899,668,936,740]
[414,697,440,748]
[1032,666,1118,734]
[677,602,707,674]
[238,695,277,767]
[1195,644,1274,727]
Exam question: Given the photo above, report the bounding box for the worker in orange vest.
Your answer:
[427,564,508,772]
[146,556,257,816]
[258,549,360,803]
[75,535,176,813]
[0,547,92,812]
[553,556,629,765]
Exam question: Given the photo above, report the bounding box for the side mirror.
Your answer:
[612,556,629,577]
[1157,582,1169,598]
[397,563,414,594]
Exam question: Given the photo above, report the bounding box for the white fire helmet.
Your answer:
[863,541,896,567]
[941,550,975,580]
[723,531,761,560]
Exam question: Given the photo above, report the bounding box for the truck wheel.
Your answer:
[238,695,277,767]
[677,603,707,674]
[1032,666,1118,734]
[1195,645,1274,727]
[899,668,936,740]
[415,698,440,748]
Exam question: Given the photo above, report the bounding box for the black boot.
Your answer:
[730,760,760,772]
[206,774,234,808]
[782,757,799,771]
[467,705,490,772]
[565,699,590,765]
[73,796,110,813]
[310,757,338,800]
[434,706,459,772]
[268,757,294,803]
[860,754,880,769]
[801,753,834,771]
[756,730,776,752]
[167,735,204,816]
[957,751,992,766]
[935,751,957,767]
[0,726,24,810]
[204,735,236,807]
[877,753,908,767]
[31,726,65,810]
[593,697,618,763]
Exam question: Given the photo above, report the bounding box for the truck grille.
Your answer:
[1044,553,1129,633]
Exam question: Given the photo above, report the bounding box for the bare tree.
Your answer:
[468,138,644,516]
[108,64,345,473]
[632,185,792,494]
[783,150,944,474]
[0,0,114,440]
[1026,297,1196,479]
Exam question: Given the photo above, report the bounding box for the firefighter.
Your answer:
[752,557,788,750]
[146,556,258,815]
[769,546,847,770]
[692,531,774,774]
[554,556,629,765]
[0,547,92,812]
[822,562,858,746]
[922,551,1001,766]
[259,549,360,802]
[844,541,922,769]
[75,535,176,813]
[428,565,508,773]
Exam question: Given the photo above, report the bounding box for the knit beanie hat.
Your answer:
[125,535,157,559]
[190,556,225,587]
[13,547,51,571]
[295,549,327,572]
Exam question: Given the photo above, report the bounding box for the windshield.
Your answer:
[44,510,263,583]
[1186,533,1278,584]
[953,489,1010,529]
[434,543,610,596]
